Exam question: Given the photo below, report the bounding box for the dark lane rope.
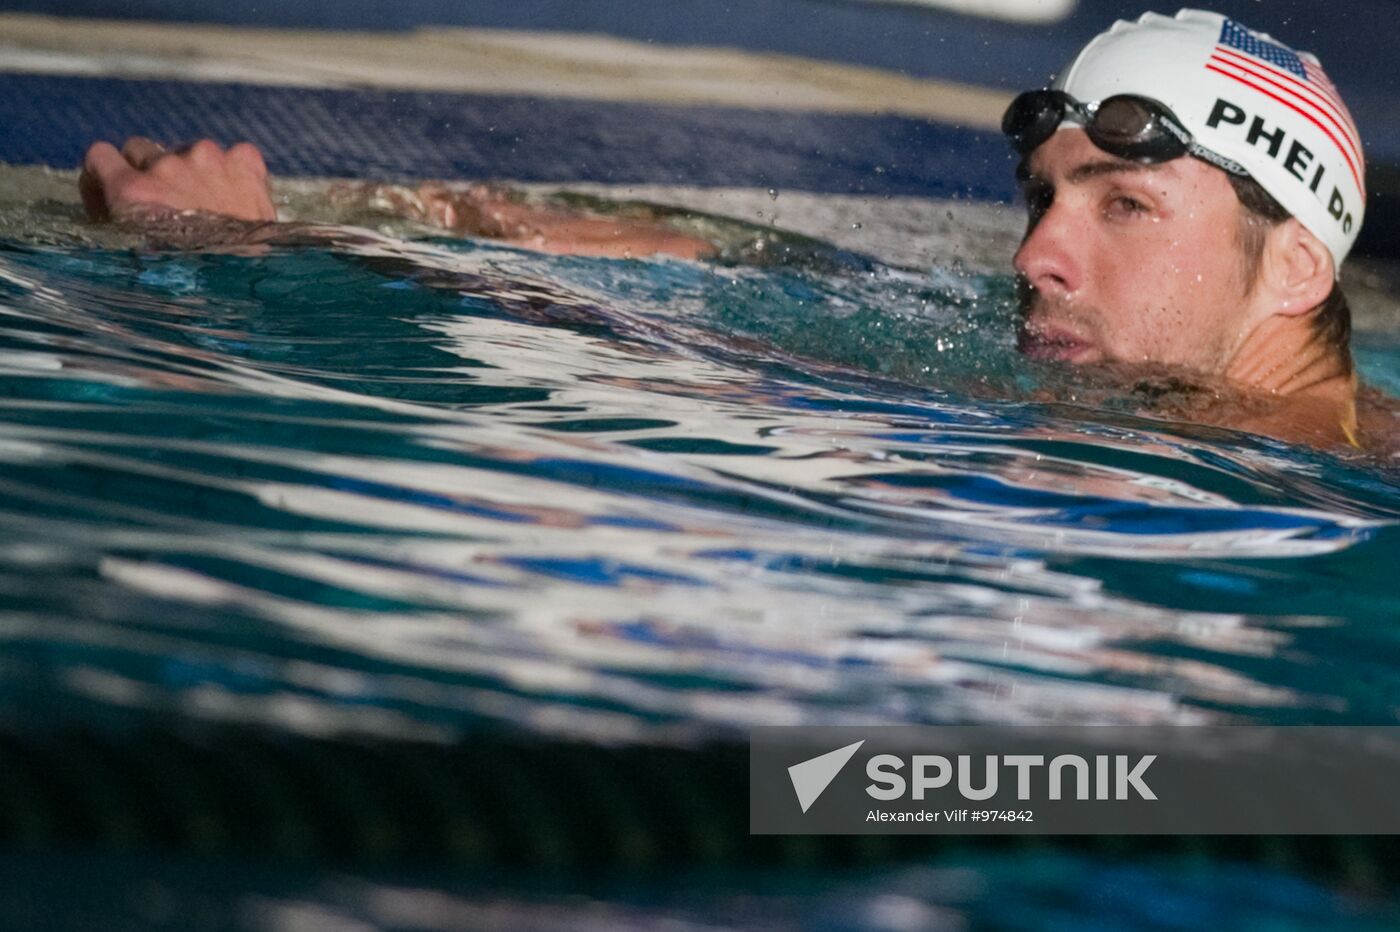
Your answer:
[0,723,1392,889]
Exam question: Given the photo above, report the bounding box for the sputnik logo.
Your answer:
[787,740,865,813]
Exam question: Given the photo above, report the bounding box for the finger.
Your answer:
[180,139,224,166]
[226,142,268,179]
[83,140,132,181]
[80,142,133,220]
[120,136,167,171]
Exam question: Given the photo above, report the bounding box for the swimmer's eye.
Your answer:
[1105,194,1150,218]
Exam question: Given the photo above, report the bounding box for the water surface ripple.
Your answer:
[0,225,1395,752]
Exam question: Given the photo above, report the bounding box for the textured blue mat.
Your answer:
[0,73,1017,202]
[3,1,1394,113]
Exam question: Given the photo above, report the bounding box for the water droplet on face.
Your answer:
[851,222,863,230]
[767,189,779,201]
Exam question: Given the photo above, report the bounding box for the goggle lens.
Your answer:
[1001,91,1191,164]
[1091,96,1158,145]
[1002,90,1070,155]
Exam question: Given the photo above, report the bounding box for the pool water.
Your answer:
[1,170,1399,927]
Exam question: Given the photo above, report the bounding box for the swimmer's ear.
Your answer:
[1260,218,1334,318]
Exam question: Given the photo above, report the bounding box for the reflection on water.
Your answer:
[0,182,1399,922]
[0,221,1396,743]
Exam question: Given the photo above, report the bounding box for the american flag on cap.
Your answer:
[1204,19,1364,198]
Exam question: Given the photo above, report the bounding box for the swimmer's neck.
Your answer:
[1225,312,1352,395]
[1221,312,1358,445]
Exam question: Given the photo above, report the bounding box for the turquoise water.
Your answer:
[1,197,1400,927]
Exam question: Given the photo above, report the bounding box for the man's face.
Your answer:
[1013,128,1256,371]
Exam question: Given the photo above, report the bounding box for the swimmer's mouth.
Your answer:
[1017,324,1096,362]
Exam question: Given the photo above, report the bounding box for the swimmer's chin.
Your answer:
[1016,326,1101,364]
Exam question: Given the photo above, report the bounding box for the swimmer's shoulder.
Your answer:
[1355,383,1400,458]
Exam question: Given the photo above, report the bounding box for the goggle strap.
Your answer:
[1188,144,1248,177]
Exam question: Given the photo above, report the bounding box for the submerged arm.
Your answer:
[340,181,715,260]
[79,137,714,259]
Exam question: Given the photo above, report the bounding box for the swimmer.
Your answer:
[1002,9,1394,452]
[75,9,1400,452]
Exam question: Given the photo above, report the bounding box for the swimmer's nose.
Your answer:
[1013,203,1081,300]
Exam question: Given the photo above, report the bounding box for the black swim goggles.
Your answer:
[1001,89,1247,176]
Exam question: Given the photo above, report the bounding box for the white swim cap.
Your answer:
[1054,9,1365,268]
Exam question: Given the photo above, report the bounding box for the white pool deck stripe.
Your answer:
[856,0,1076,24]
[0,13,1011,129]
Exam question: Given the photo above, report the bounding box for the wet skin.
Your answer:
[1013,129,1381,452]
[79,136,712,260]
[1014,129,1256,370]
[77,133,1397,453]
